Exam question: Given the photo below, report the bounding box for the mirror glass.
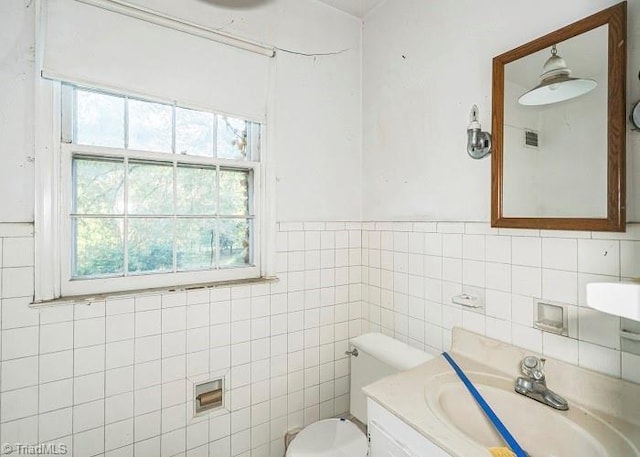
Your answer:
[491,2,626,232]
[503,26,608,218]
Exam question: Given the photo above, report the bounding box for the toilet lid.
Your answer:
[286,418,368,457]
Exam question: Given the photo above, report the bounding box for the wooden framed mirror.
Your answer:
[491,2,626,231]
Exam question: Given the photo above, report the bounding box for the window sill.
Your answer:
[30,276,279,308]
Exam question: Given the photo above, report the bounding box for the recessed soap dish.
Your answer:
[452,293,482,309]
[534,301,568,336]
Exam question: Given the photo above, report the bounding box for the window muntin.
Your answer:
[64,85,261,290]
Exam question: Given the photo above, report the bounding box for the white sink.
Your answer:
[586,282,640,321]
[425,372,639,457]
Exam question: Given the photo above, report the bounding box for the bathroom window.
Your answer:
[54,84,262,296]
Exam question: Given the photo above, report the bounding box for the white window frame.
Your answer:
[34,80,272,301]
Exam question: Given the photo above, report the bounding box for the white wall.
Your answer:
[0,0,362,224]
[502,77,609,218]
[126,0,363,223]
[534,82,608,217]
[0,1,364,456]
[503,81,541,217]
[362,0,640,222]
[0,1,35,223]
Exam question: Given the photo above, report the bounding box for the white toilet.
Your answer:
[285,333,437,457]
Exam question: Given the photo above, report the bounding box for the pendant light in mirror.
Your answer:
[518,44,597,106]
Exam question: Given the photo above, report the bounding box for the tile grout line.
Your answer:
[182,299,187,456]
[35,298,40,447]
[71,305,76,454]
[132,302,137,456]
[103,304,107,455]
[0,238,3,449]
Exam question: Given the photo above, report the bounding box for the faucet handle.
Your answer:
[522,356,538,369]
[521,356,545,380]
[532,358,547,381]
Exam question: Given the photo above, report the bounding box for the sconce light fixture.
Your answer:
[518,44,597,106]
[467,104,492,159]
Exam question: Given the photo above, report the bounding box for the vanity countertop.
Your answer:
[362,328,640,457]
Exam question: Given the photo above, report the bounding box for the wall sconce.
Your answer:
[467,105,492,159]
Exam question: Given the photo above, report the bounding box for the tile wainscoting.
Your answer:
[0,222,363,457]
[0,220,638,457]
[360,221,640,383]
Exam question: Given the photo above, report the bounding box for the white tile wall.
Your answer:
[0,223,363,457]
[1,221,639,456]
[361,222,640,385]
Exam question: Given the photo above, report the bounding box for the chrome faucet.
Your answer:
[514,356,569,411]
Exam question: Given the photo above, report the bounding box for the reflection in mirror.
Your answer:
[517,44,598,106]
[503,26,608,218]
[491,2,626,232]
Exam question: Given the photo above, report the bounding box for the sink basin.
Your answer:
[425,372,639,457]
[586,282,640,321]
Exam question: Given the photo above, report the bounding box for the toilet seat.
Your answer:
[285,418,368,457]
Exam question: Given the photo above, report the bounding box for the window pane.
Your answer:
[73,217,124,277]
[219,169,249,215]
[128,161,174,215]
[217,115,249,160]
[176,108,214,157]
[76,90,125,148]
[127,218,173,273]
[128,99,172,153]
[219,219,251,267]
[176,165,216,215]
[73,157,125,215]
[176,219,216,271]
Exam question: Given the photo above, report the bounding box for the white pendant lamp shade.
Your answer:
[518,45,597,106]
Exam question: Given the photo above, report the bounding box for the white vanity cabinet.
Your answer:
[368,399,451,457]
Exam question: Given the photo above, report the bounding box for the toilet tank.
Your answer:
[348,333,437,423]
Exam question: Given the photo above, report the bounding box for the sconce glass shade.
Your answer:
[466,105,491,159]
[518,46,597,106]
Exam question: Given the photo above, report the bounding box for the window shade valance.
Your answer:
[41,0,272,121]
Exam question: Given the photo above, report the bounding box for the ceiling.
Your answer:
[317,0,385,18]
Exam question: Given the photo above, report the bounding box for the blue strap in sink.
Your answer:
[442,352,528,457]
